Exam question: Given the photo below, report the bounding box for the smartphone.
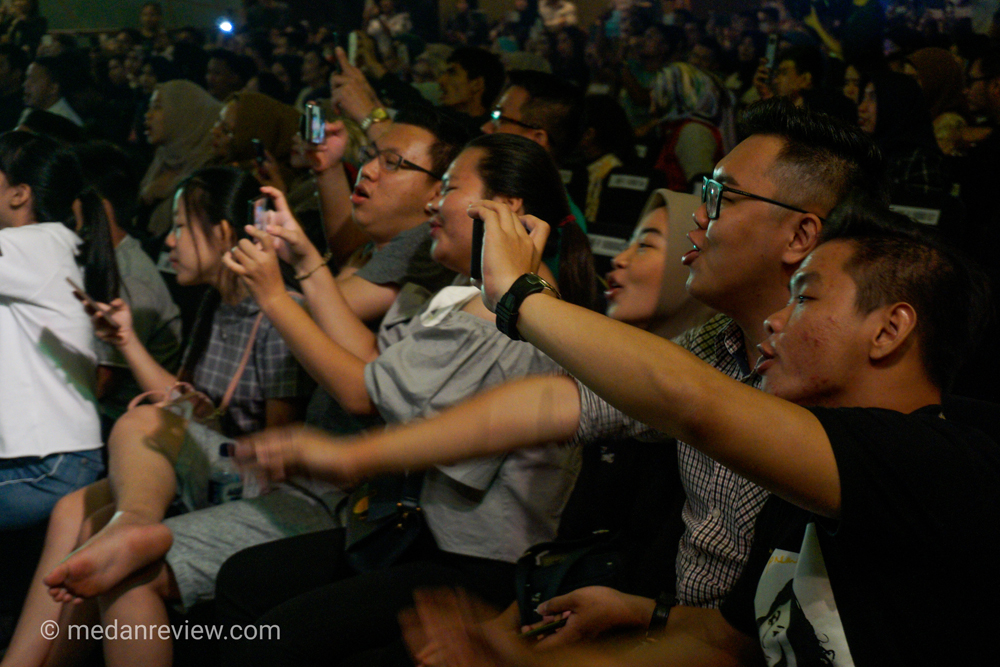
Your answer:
[764,34,779,71]
[66,277,121,330]
[248,195,273,232]
[469,216,485,281]
[520,617,568,639]
[347,31,358,67]
[303,102,325,145]
[251,138,266,167]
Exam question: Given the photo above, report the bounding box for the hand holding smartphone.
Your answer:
[248,195,274,232]
[302,102,326,145]
[66,278,121,330]
[764,34,779,71]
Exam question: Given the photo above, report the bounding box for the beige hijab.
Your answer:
[639,189,716,339]
[139,80,222,204]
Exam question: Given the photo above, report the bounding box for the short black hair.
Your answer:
[977,45,1000,81]
[505,69,584,164]
[30,55,72,95]
[819,195,991,391]
[208,49,256,86]
[393,105,474,178]
[737,98,888,215]
[776,44,823,87]
[0,43,28,72]
[447,47,505,110]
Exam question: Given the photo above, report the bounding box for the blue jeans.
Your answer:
[0,449,105,530]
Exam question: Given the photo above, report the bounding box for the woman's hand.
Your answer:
[233,424,358,490]
[223,224,289,309]
[75,295,135,348]
[256,186,324,273]
[254,148,288,193]
[469,200,550,312]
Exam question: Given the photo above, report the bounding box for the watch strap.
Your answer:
[495,273,558,341]
[360,107,389,131]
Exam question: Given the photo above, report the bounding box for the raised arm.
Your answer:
[474,201,841,518]
[249,187,381,361]
[223,228,377,414]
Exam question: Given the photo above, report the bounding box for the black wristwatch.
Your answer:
[647,594,677,636]
[495,273,560,341]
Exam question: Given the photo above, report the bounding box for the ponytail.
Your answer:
[467,132,600,310]
[77,186,122,304]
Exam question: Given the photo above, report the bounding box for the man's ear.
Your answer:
[870,302,918,362]
[532,128,550,151]
[492,194,524,215]
[8,182,31,209]
[782,213,822,265]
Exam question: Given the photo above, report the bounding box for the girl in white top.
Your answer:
[0,130,120,531]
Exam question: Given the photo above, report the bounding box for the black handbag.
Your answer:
[342,473,425,573]
[515,530,626,626]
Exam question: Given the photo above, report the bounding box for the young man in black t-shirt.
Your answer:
[398,199,998,666]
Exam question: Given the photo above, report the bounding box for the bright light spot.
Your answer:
[218,19,233,33]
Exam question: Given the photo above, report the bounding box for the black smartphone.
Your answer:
[470,216,485,281]
[520,617,568,639]
[251,138,266,167]
[765,34,779,71]
[66,277,121,330]
[248,195,272,232]
[303,102,325,144]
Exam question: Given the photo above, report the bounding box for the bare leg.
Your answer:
[44,406,183,599]
[0,482,111,667]
[98,562,180,667]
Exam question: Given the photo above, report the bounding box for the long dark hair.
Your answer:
[174,166,260,381]
[0,131,119,303]
[468,133,599,310]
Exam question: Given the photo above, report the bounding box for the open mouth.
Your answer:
[681,241,700,266]
[604,275,623,300]
[351,184,371,205]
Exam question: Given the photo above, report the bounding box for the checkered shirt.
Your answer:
[571,313,770,607]
[188,296,313,436]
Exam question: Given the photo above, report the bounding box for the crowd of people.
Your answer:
[1,0,999,665]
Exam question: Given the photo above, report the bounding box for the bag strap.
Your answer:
[218,311,264,414]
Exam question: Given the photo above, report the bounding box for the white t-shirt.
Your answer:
[0,223,101,458]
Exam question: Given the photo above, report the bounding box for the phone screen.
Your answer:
[249,196,271,231]
[304,103,325,144]
[765,35,779,70]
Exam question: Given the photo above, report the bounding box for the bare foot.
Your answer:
[43,511,173,600]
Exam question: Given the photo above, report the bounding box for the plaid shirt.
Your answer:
[188,296,313,436]
[572,314,769,607]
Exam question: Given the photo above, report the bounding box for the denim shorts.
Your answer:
[0,449,105,530]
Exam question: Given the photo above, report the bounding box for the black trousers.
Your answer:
[215,527,516,667]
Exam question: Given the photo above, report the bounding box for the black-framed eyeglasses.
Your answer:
[489,108,541,131]
[358,144,441,180]
[701,177,822,221]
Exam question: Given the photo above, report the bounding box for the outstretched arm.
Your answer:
[473,200,841,518]
[235,373,583,487]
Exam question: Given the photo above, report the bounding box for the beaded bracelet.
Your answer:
[294,251,333,281]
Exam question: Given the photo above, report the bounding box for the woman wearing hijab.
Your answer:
[209,90,301,190]
[139,80,221,239]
